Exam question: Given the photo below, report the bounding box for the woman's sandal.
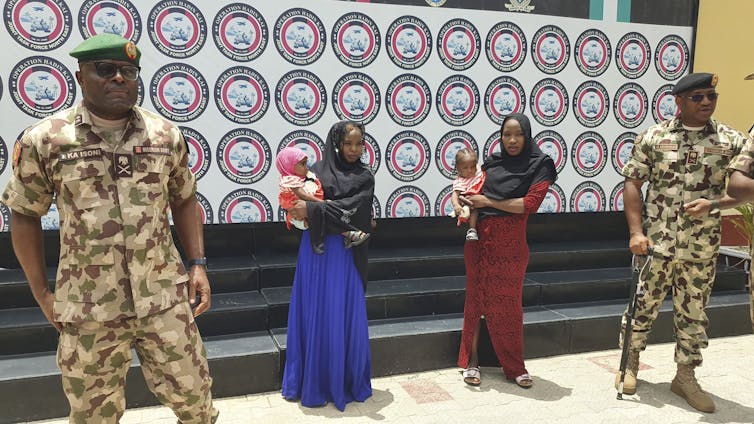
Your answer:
[515,373,533,389]
[463,366,481,386]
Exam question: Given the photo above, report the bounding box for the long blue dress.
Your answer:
[281,231,372,411]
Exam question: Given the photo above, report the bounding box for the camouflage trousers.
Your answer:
[619,255,716,366]
[57,301,218,424]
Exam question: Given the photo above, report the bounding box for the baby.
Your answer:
[449,148,486,241]
[276,147,369,247]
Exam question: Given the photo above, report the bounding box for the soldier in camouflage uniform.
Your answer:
[727,129,754,334]
[615,73,749,413]
[1,34,218,423]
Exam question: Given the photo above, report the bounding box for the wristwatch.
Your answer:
[709,198,720,213]
[188,257,208,268]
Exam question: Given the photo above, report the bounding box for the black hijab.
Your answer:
[307,120,375,289]
[479,113,557,218]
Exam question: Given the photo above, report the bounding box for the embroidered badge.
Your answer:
[12,141,22,170]
[134,146,170,155]
[686,150,699,165]
[59,148,103,162]
[125,42,138,61]
[703,146,733,156]
[114,153,133,178]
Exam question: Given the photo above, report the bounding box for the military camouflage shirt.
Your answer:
[622,117,747,261]
[2,103,195,322]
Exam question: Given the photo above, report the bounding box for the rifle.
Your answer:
[616,246,653,400]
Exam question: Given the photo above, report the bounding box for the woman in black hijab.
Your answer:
[282,120,374,411]
[457,113,557,388]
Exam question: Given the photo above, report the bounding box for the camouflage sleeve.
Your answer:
[167,129,196,203]
[1,134,54,217]
[620,132,651,180]
[728,133,754,177]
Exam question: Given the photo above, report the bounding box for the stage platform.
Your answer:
[0,212,750,423]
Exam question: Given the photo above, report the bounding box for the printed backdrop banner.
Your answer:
[0,0,692,231]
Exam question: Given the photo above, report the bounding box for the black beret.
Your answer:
[69,34,141,66]
[671,72,717,95]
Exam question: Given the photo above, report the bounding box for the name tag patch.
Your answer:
[134,146,170,156]
[59,148,103,162]
[703,146,734,156]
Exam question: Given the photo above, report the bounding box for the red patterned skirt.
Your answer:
[457,214,529,378]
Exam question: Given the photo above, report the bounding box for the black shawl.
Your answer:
[308,120,375,289]
[479,113,557,218]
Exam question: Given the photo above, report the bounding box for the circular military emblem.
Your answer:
[570,181,606,212]
[426,0,448,6]
[615,32,651,79]
[332,72,380,125]
[361,132,381,174]
[10,56,75,118]
[41,200,59,230]
[212,3,267,62]
[572,80,609,128]
[372,195,382,219]
[531,25,570,74]
[275,70,327,126]
[0,202,10,232]
[484,76,526,125]
[147,1,206,59]
[150,63,209,122]
[274,8,325,65]
[437,18,480,71]
[611,132,636,174]
[78,0,141,41]
[537,183,566,213]
[278,130,325,166]
[483,130,501,158]
[4,0,71,51]
[613,83,648,129]
[136,77,144,106]
[435,130,478,179]
[534,130,567,173]
[385,16,432,70]
[573,29,611,77]
[485,21,527,72]
[216,128,271,184]
[435,184,455,217]
[386,131,431,182]
[0,136,7,176]
[385,74,431,127]
[571,131,608,178]
[331,12,380,68]
[609,182,625,212]
[436,75,479,126]
[180,126,211,180]
[214,66,269,124]
[655,35,688,81]
[530,78,569,126]
[195,191,214,224]
[219,188,273,223]
[386,185,431,218]
[652,84,679,123]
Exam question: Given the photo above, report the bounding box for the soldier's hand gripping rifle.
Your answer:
[616,246,653,400]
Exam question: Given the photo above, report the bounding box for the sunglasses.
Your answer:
[685,92,719,103]
[88,61,140,81]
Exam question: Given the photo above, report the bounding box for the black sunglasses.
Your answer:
[88,61,140,81]
[685,92,719,103]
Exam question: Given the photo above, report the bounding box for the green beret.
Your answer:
[672,72,717,95]
[69,34,141,66]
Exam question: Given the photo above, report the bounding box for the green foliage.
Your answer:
[732,204,754,248]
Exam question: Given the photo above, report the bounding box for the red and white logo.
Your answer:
[278,130,325,166]
[573,81,609,128]
[148,1,206,58]
[79,0,140,41]
[616,32,651,79]
[5,0,72,51]
[571,131,608,178]
[385,74,431,127]
[214,66,269,124]
[435,130,478,179]
[530,78,569,126]
[216,128,271,185]
[386,16,432,70]
[10,56,75,118]
[613,83,648,129]
[212,3,267,62]
[652,84,679,123]
[570,181,606,212]
[150,63,209,122]
[538,183,566,213]
[437,18,480,71]
[655,34,689,81]
[273,8,325,65]
[534,130,567,173]
[531,25,570,74]
[332,72,380,125]
[574,29,611,77]
[180,126,211,180]
[485,21,526,72]
[275,70,327,126]
[386,131,431,182]
[219,188,273,223]
[611,132,636,174]
[436,75,479,126]
[386,186,430,218]
[484,76,525,125]
[331,12,380,68]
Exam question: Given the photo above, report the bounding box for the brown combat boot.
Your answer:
[614,349,640,395]
[671,364,715,413]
